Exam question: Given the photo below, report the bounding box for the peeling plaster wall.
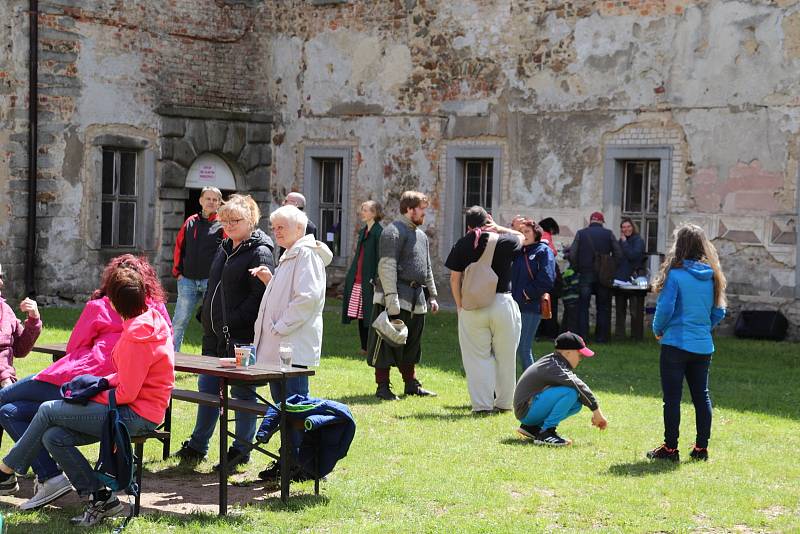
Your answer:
[1,0,799,335]
[267,0,800,337]
[0,0,271,302]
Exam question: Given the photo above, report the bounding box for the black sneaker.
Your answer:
[404,379,437,397]
[534,428,572,447]
[647,444,680,462]
[0,473,18,496]
[516,424,541,440]
[174,440,206,463]
[213,446,250,472]
[70,495,124,527]
[375,382,399,401]
[689,445,708,461]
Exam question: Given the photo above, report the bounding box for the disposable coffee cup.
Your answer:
[234,345,253,367]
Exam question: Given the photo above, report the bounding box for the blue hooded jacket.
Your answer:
[256,395,355,479]
[652,260,726,354]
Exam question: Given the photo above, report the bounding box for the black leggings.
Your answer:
[358,319,369,351]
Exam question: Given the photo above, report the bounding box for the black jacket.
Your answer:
[172,212,223,280]
[201,229,275,354]
[568,223,623,274]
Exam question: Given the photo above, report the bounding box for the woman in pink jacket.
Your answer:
[0,263,42,388]
[0,254,171,510]
[0,266,174,527]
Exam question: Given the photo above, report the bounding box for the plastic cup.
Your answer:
[278,342,293,371]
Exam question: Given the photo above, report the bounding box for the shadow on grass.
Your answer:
[335,393,385,406]
[608,460,680,477]
[394,404,497,421]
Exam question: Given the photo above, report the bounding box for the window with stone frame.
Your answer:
[316,157,344,257]
[461,159,494,230]
[621,160,660,254]
[101,148,138,248]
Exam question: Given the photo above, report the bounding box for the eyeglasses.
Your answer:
[220,218,244,227]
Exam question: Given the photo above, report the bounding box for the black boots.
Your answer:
[375,382,399,401]
[404,378,437,397]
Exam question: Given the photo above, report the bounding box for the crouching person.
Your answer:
[513,332,607,446]
[0,267,175,526]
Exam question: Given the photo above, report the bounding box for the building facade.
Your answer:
[2,0,799,336]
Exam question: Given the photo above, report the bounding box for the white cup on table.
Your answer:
[278,341,293,371]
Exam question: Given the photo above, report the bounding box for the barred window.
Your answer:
[101,148,138,248]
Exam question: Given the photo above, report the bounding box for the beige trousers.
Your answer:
[458,293,521,411]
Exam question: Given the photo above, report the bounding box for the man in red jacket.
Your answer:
[172,186,223,351]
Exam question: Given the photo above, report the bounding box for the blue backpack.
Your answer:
[96,389,137,496]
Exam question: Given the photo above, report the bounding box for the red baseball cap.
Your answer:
[555,332,595,357]
[589,211,605,223]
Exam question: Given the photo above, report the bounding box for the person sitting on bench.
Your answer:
[0,267,175,527]
[513,332,608,446]
[0,254,170,511]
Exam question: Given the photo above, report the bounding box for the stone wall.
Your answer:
[0,0,270,302]
[265,0,800,337]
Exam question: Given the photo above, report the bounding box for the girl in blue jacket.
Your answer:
[511,219,556,372]
[647,224,727,462]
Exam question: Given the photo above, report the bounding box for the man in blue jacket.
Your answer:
[567,212,623,342]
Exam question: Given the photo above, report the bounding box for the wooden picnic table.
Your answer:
[32,343,314,515]
[612,286,649,340]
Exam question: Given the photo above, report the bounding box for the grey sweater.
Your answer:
[374,215,437,314]
[513,351,599,420]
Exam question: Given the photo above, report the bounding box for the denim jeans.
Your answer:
[520,386,582,430]
[186,374,259,456]
[268,370,309,404]
[3,400,156,496]
[0,376,63,481]
[172,277,208,352]
[577,272,611,342]
[516,312,542,372]
[660,344,713,449]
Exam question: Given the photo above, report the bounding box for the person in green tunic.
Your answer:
[342,200,384,354]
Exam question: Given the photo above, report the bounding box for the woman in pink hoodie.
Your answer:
[0,263,42,388]
[0,254,171,511]
[0,267,175,527]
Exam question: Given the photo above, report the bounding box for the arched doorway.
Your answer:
[183,153,238,217]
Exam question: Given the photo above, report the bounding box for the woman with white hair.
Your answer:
[251,204,332,401]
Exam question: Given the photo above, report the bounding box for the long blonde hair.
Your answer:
[653,223,727,307]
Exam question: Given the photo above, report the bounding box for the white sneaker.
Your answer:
[70,495,124,527]
[19,473,74,510]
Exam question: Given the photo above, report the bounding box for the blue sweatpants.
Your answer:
[520,386,582,429]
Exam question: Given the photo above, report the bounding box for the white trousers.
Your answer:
[458,293,522,411]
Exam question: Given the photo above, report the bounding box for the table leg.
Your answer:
[219,377,229,516]
[280,375,289,505]
[631,293,645,340]
[615,293,628,338]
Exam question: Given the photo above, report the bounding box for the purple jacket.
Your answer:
[0,298,42,382]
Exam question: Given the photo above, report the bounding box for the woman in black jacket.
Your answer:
[175,194,275,469]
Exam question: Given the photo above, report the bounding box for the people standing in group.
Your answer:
[171,186,224,352]
[446,207,523,413]
[0,255,170,510]
[0,267,175,527]
[367,191,439,401]
[537,217,562,339]
[175,194,275,470]
[251,205,332,401]
[567,211,622,343]
[342,200,384,354]
[647,224,727,462]
[514,332,607,446]
[510,218,555,373]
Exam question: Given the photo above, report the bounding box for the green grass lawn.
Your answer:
[1,304,799,533]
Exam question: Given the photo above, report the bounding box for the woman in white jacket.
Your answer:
[251,205,333,399]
